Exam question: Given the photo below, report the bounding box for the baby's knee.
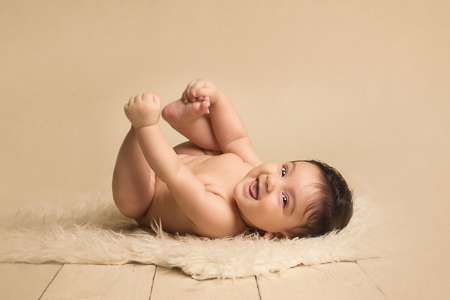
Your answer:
[112,177,156,219]
[113,193,151,219]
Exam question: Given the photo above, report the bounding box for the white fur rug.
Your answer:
[0,196,385,280]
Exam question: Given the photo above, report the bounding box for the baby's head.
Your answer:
[233,160,353,239]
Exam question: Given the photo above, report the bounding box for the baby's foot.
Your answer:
[162,98,210,123]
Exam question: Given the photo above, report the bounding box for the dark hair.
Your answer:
[286,159,353,239]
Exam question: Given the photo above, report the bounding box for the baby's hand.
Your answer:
[123,92,161,129]
[181,79,221,105]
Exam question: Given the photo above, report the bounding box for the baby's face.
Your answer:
[233,161,324,237]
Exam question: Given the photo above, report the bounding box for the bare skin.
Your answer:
[112,80,324,239]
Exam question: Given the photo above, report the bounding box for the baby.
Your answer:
[112,79,353,239]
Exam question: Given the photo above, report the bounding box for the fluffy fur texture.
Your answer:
[0,195,383,280]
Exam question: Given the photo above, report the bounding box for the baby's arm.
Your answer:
[123,92,227,235]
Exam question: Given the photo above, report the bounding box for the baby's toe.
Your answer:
[181,102,197,116]
[193,102,201,111]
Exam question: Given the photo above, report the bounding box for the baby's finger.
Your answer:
[181,90,188,102]
[197,87,216,97]
[190,81,202,98]
[202,96,211,104]
[184,87,193,102]
[187,91,196,102]
[185,81,192,92]
[185,80,196,94]
[142,94,150,103]
[187,80,198,101]
[189,79,206,98]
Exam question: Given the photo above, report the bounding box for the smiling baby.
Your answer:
[112,79,353,239]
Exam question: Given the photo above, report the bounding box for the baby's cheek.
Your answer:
[251,165,266,175]
[263,196,279,211]
[246,168,258,178]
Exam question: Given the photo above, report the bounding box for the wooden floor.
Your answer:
[2,250,450,299]
[0,260,392,300]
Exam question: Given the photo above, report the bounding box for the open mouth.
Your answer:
[249,178,259,200]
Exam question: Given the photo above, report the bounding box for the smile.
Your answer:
[248,178,259,200]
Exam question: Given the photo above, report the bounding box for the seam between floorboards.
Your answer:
[38,263,64,300]
[255,275,262,300]
[148,264,157,300]
[355,261,387,299]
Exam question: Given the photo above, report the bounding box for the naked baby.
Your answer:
[112,79,353,239]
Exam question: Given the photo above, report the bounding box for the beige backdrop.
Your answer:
[1,0,449,298]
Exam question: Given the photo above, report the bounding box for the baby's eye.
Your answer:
[282,193,288,207]
[281,165,288,177]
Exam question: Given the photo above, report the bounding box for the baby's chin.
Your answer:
[236,206,253,228]
[233,193,257,228]
[233,185,244,209]
[232,185,248,215]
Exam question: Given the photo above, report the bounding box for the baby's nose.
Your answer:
[266,175,279,193]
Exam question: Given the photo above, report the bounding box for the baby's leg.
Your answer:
[112,127,156,219]
[162,98,221,152]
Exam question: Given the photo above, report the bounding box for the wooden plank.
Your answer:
[358,257,450,300]
[151,266,260,300]
[0,263,62,300]
[257,262,385,300]
[41,264,156,300]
